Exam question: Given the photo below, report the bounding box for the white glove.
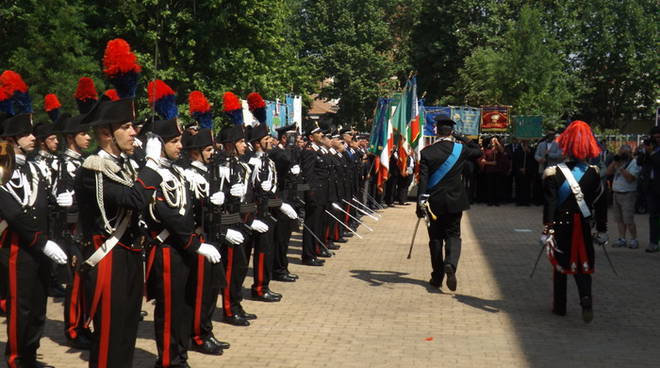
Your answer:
[594,232,609,245]
[230,183,246,197]
[56,191,73,208]
[225,229,244,245]
[218,166,230,180]
[145,135,163,163]
[210,191,225,206]
[197,243,221,264]
[290,164,301,175]
[260,180,272,192]
[43,240,68,264]
[249,219,269,233]
[279,203,298,220]
[248,157,262,169]
[539,234,557,251]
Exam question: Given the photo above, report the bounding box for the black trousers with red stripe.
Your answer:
[0,239,49,368]
[220,231,248,317]
[64,236,90,341]
[84,243,144,368]
[302,200,324,260]
[246,217,275,295]
[147,245,194,368]
[273,211,294,277]
[191,252,226,345]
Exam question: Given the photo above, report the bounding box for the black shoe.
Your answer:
[224,314,250,326]
[344,232,354,238]
[429,278,442,288]
[552,308,566,316]
[317,248,332,258]
[273,273,296,282]
[444,264,457,291]
[67,333,92,350]
[252,290,282,302]
[302,258,324,266]
[238,306,257,320]
[334,238,347,244]
[33,362,55,368]
[209,336,230,350]
[287,272,299,280]
[265,288,282,298]
[327,243,341,250]
[48,284,66,298]
[191,338,223,355]
[139,310,148,321]
[581,296,593,323]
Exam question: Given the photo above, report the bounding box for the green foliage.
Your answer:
[456,5,578,120]
[1,0,657,131]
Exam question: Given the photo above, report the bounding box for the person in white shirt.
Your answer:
[606,144,641,248]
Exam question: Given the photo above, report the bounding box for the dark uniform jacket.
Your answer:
[301,143,330,206]
[418,138,482,215]
[0,160,50,251]
[75,150,162,250]
[543,162,607,274]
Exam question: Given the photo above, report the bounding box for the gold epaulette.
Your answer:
[542,166,556,179]
[82,155,120,173]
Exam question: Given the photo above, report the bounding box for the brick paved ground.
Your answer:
[2,204,658,367]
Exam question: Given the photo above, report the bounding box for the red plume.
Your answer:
[247,92,266,110]
[189,91,211,114]
[223,92,242,112]
[103,38,142,77]
[147,80,175,105]
[556,120,601,160]
[43,94,61,112]
[104,89,120,101]
[0,70,29,94]
[75,77,98,101]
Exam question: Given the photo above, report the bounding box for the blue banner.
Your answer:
[285,95,294,126]
[424,106,451,136]
[450,106,481,136]
[265,100,277,129]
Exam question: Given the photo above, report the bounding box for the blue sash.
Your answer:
[427,143,462,192]
[557,163,588,205]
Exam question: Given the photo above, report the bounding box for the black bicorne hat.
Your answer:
[83,98,136,127]
[33,121,56,139]
[216,125,245,144]
[1,113,34,137]
[184,128,214,150]
[248,123,270,143]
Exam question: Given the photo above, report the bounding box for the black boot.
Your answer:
[581,296,593,323]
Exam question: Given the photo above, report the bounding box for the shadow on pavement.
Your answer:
[452,294,501,313]
[349,269,443,294]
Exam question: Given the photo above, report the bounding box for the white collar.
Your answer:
[65,148,82,159]
[191,160,208,172]
[15,154,26,166]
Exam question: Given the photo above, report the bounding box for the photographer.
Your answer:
[606,144,641,248]
[639,126,660,253]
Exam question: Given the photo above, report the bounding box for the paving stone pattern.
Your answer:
[1,204,658,367]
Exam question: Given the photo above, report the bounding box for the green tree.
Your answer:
[456,5,578,119]
[1,0,99,121]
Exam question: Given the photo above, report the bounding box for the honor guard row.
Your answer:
[0,37,376,368]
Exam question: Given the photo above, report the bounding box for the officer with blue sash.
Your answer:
[416,115,482,291]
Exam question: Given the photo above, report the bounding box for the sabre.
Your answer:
[529,243,546,278]
[332,203,373,232]
[299,218,333,254]
[407,217,422,259]
[345,199,379,221]
[360,189,385,210]
[348,198,381,219]
[597,239,619,277]
[324,210,363,239]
